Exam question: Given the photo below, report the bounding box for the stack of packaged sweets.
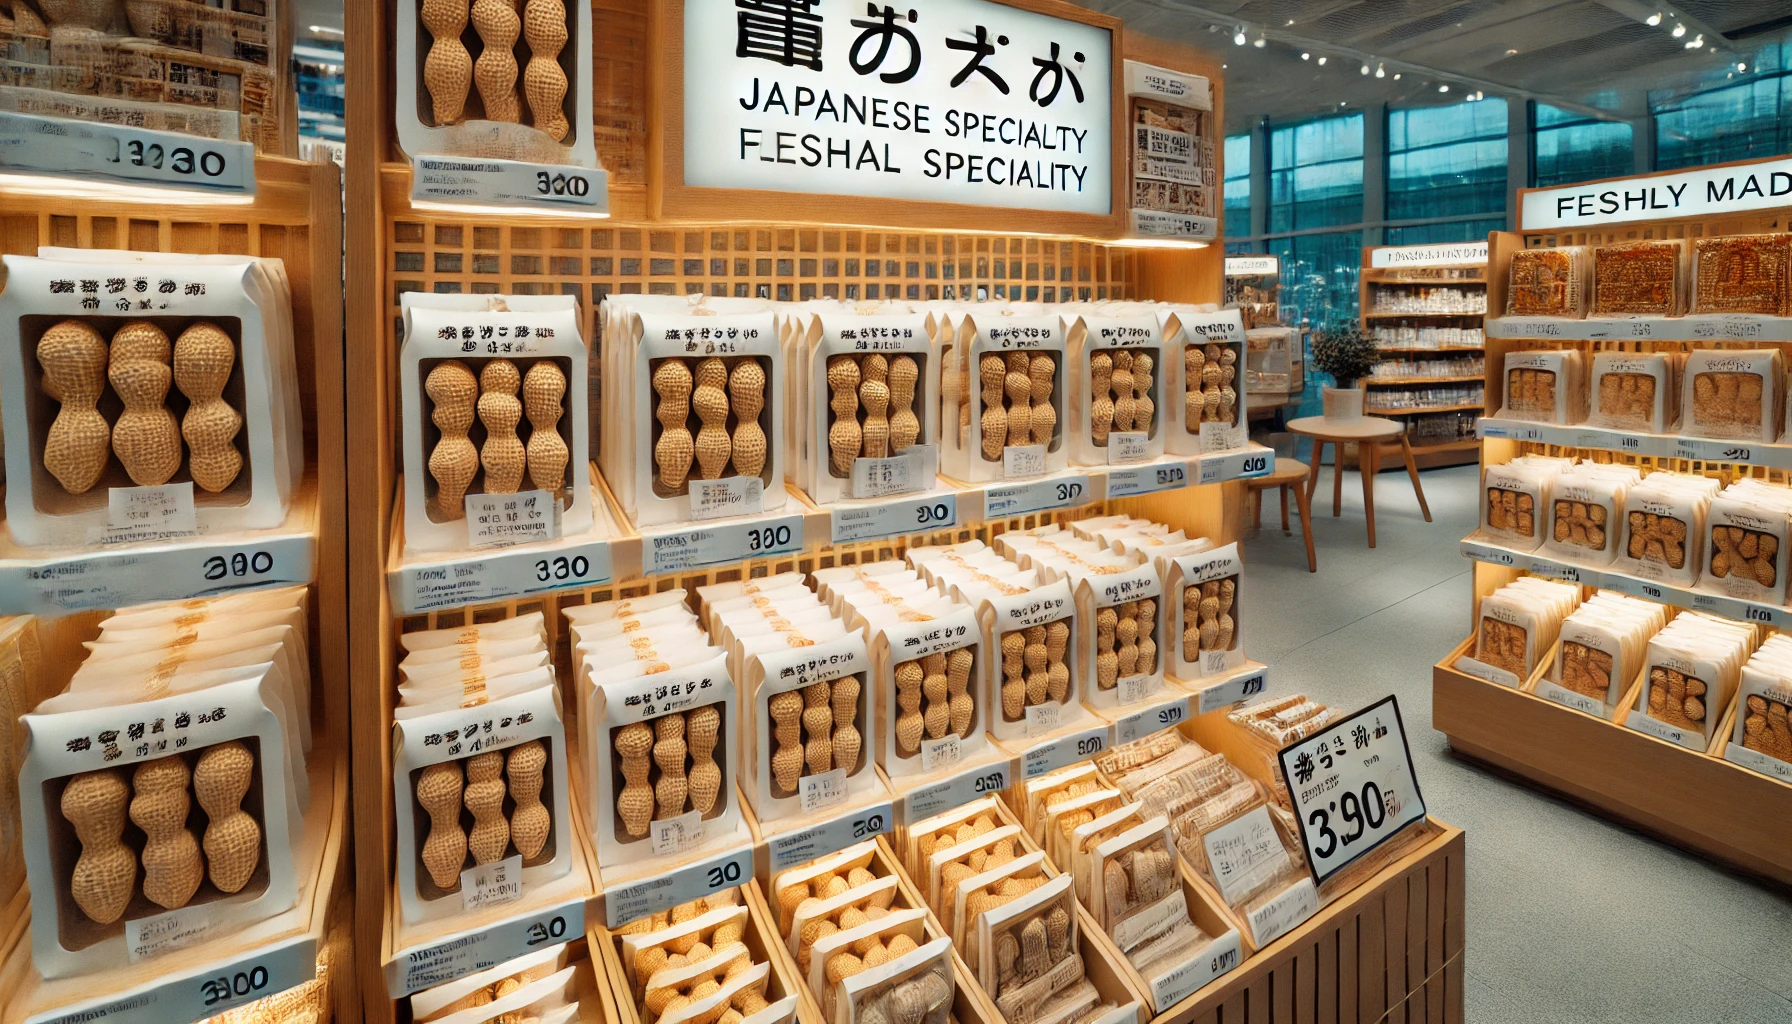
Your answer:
[1631,612,1758,750]
[1499,349,1587,424]
[1585,352,1681,433]
[1732,634,1792,776]
[612,889,800,1024]
[1681,349,1784,443]
[1698,479,1792,604]
[1544,594,1669,717]
[1541,463,1643,566]
[1615,473,1722,586]
[1472,578,1582,684]
[1480,455,1575,551]
[410,943,588,1024]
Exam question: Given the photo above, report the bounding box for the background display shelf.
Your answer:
[1358,251,1489,472]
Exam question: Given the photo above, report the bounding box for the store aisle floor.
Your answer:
[1237,462,1792,1024]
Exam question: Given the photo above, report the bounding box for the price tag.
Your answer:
[985,474,1089,519]
[1526,557,1586,585]
[1244,877,1319,946]
[0,112,256,194]
[1145,930,1240,1009]
[1599,572,1668,603]
[389,897,582,995]
[1724,742,1792,783]
[1106,458,1188,498]
[1106,432,1151,465]
[1194,667,1269,715]
[390,538,615,614]
[1112,693,1190,744]
[1021,723,1108,779]
[830,492,957,544]
[1625,711,1705,751]
[411,155,605,210]
[1204,805,1295,905]
[604,847,750,930]
[461,855,524,913]
[1459,540,1517,567]
[466,490,560,548]
[1477,420,1540,441]
[651,810,706,856]
[1487,317,1566,339]
[3,532,315,615]
[106,482,197,544]
[899,760,1011,823]
[1115,673,1160,705]
[1453,655,1520,689]
[1277,695,1427,886]
[798,769,849,814]
[126,904,212,963]
[1128,209,1217,240]
[851,445,937,498]
[1673,437,1759,464]
[1686,314,1776,340]
[766,800,893,873]
[1534,680,1606,718]
[644,514,803,575]
[1197,447,1270,485]
[691,477,766,521]
[1002,445,1047,478]
[28,934,313,1024]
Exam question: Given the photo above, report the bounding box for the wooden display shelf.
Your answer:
[1434,638,1792,886]
[1,754,349,1024]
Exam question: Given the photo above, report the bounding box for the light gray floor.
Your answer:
[1237,459,1792,1024]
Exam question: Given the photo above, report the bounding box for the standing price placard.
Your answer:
[1276,695,1427,886]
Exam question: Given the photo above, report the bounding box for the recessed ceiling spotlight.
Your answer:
[1739,61,1748,71]
[1360,63,1370,74]
[1234,27,1247,45]
[1253,35,1267,48]
[1375,63,1386,78]
[1671,22,1685,37]
[1317,56,1327,65]
[1646,12,1661,25]
[1286,19,1295,26]
[1393,73,1401,80]
[1685,33,1703,48]
[1505,49,1518,55]
[1438,84,1449,93]
[1301,51,1310,60]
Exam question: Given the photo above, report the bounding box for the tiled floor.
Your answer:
[1238,459,1792,1024]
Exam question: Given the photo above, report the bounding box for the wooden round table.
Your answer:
[1286,415,1433,548]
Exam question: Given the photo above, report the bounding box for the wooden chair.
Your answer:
[1245,458,1316,572]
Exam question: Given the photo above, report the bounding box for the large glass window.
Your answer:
[1654,71,1792,170]
[1223,134,1251,238]
[1269,231,1362,329]
[1268,115,1363,233]
[1387,99,1508,220]
[1532,104,1630,187]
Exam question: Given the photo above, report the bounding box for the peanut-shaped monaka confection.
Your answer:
[1028,354,1055,446]
[888,355,919,451]
[478,360,525,493]
[830,676,862,772]
[464,751,510,865]
[427,360,479,519]
[770,690,805,792]
[506,739,550,860]
[1183,585,1203,659]
[173,322,243,492]
[1135,598,1157,673]
[1116,604,1140,678]
[109,321,182,486]
[1217,578,1236,650]
[470,0,520,123]
[1110,351,1136,433]
[195,740,260,893]
[37,320,111,493]
[1648,668,1708,730]
[859,354,890,459]
[62,769,135,924]
[654,713,689,819]
[1045,620,1069,703]
[1132,353,1155,432]
[693,358,732,480]
[1089,352,1114,444]
[417,760,466,888]
[132,756,201,910]
[979,354,1008,460]
[1004,352,1032,445]
[617,722,655,836]
[895,661,925,755]
[522,361,568,492]
[1000,632,1026,720]
[827,356,861,476]
[420,0,471,124]
[1743,695,1792,761]
[1184,346,1206,430]
[730,359,768,478]
[920,651,950,739]
[1095,608,1118,690]
[654,360,694,493]
[1023,625,1049,705]
[521,0,569,139]
[803,680,833,774]
[687,705,722,814]
[947,647,975,735]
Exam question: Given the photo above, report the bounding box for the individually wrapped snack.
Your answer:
[1683,349,1783,442]
[1481,456,1573,550]
[903,800,999,881]
[1473,577,1582,683]
[1699,480,1792,604]
[1630,611,1756,750]
[1732,635,1792,776]
[1586,352,1679,434]
[1616,472,1721,586]
[1499,349,1585,424]
[833,935,953,1024]
[1691,234,1791,316]
[808,908,929,1020]
[978,874,1081,1019]
[1591,239,1686,317]
[1542,464,1641,566]
[1505,246,1588,317]
[1543,593,1668,717]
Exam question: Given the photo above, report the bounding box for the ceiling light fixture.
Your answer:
[1671,22,1685,37]
[1253,35,1267,48]
[1317,56,1327,65]
[1686,33,1703,48]
[1393,73,1402,80]
[1505,49,1518,55]
[1375,63,1386,78]
[1739,61,1748,71]
[1234,27,1247,45]
[1360,63,1370,74]
[1300,51,1310,60]
[1646,12,1661,25]
[1439,84,1449,92]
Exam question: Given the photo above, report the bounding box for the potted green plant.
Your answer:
[1309,322,1380,421]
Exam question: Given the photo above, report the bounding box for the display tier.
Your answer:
[1357,249,1489,471]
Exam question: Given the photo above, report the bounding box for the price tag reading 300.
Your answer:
[1276,695,1427,886]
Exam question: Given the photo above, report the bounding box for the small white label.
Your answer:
[1195,668,1268,714]
[1527,558,1584,585]
[1203,806,1294,906]
[1198,647,1239,678]
[1225,256,1278,275]
[645,514,804,575]
[920,734,962,772]
[830,491,957,544]
[1626,711,1704,750]
[1128,209,1217,240]
[1245,879,1319,946]
[1198,446,1270,485]
[798,768,849,813]
[1453,656,1521,689]
[1111,890,1186,951]
[1725,742,1792,782]
[1116,673,1159,705]
[1675,436,1759,464]
[392,540,615,614]
[1024,701,1062,738]
[1535,680,1606,717]
[0,111,256,193]
[105,482,197,544]
[5,533,315,615]
[1003,444,1047,478]
[901,761,1009,821]
[691,477,766,522]
[1113,695,1188,745]
[651,809,705,856]
[466,490,560,548]
[460,854,524,913]
[1107,432,1150,465]
[604,850,747,929]
[851,445,938,498]
[127,904,212,963]
[1107,458,1188,497]
[1369,241,1487,268]
[1148,930,1240,1009]
[1022,724,1106,779]
[985,474,1090,518]
[766,801,892,873]
[1198,421,1245,454]
[390,897,582,995]
[1461,540,1518,568]
[1598,572,1668,603]
[412,155,605,210]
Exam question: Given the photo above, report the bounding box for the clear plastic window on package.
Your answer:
[1479,456,1574,551]
[1159,307,1246,455]
[615,888,799,1024]
[1586,352,1680,434]
[1498,349,1585,425]
[1615,472,1720,586]
[1541,464,1642,567]
[739,634,881,825]
[1473,577,1582,682]
[1735,636,1792,772]
[1698,479,1792,604]
[1065,313,1167,467]
[1545,593,1668,717]
[1633,612,1757,750]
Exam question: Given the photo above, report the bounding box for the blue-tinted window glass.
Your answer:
[1654,73,1792,170]
[1224,134,1251,238]
[1387,99,1508,220]
[1383,218,1504,246]
[1268,115,1363,233]
[1268,230,1362,328]
[1532,104,1631,187]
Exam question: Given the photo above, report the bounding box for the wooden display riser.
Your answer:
[1434,640,1792,888]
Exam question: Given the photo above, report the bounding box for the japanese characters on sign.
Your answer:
[685,0,1113,214]
[1276,695,1428,886]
